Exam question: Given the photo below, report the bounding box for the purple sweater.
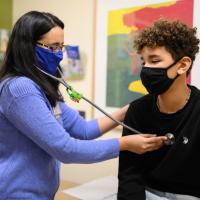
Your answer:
[0,76,119,199]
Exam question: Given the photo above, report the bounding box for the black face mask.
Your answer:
[140,61,179,95]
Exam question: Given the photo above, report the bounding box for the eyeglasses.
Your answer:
[37,42,66,52]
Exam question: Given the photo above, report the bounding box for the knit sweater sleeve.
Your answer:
[59,102,101,140]
[2,77,119,163]
[117,103,146,200]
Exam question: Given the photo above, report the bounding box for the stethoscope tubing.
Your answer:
[36,66,174,145]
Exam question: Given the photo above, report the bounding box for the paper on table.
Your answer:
[62,176,118,200]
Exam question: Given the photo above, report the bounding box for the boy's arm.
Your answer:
[117,150,146,200]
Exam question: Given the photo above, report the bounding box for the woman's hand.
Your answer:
[119,134,167,154]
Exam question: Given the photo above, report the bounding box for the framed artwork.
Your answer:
[60,45,84,80]
[94,0,195,117]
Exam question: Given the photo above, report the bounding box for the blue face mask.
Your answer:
[35,46,63,75]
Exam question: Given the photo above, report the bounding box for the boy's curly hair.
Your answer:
[134,19,200,74]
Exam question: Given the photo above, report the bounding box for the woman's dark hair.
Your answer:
[0,11,64,107]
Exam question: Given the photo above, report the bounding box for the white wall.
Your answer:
[13,0,120,184]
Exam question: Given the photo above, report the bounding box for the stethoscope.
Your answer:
[36,66,175,146]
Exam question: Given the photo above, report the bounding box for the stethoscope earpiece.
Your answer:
[164,133,175,145]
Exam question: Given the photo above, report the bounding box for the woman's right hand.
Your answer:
[119,134,167,154]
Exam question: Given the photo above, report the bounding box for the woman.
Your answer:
[0,11,166,199]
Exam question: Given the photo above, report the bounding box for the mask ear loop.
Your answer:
[166,57,182,70]
[166,59,181,80]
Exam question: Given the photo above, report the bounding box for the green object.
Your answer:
[66,86,82,102]
[0,0,12,30]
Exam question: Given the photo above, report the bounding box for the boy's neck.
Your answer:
[157,78,190,114]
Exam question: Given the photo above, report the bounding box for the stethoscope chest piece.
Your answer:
[164,133,175,145]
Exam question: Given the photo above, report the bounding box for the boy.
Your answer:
[118,19,200,200]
